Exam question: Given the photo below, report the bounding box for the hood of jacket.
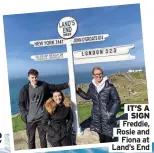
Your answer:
[45,97,71,114]
[92,76,112,93]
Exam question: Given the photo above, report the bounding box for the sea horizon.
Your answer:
[9,66,145,115]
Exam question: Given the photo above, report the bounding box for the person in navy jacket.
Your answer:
[77,66,121,143]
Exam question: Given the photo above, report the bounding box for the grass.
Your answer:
[130,71,146,79]
[78,103,92,123]
[12,103,93,133]
[12,103,125,133]
[12,100,147,133]
[12,114,26,133]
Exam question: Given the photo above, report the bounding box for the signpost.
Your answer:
[30,17,136,135]
[30,34,109,47]
[57,17,82,134]
[31,44,135,62]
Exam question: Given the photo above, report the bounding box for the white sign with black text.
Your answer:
[31,44,135,62]
[57,17,78,39]
[30,34,109,47]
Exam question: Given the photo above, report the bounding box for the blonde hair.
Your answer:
[92,66,104,75]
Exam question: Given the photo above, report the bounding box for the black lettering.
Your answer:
[58,22,63,28]
[117,129,135,135]
[131,113,150,119]
[60,53,63,57]
[114,48,117,53]
[74,38,81,43]
[35,41,43,46]
[62,22,65,27]
[100,49,103,54]
[0,133,2,143]
[127,105,136,111]
[112,144,134,150]
[142,137,150,143]
[68,21,71,26]
[63,33,71,36]
[91,36,95,41]
[137,105,142,111]
[137,129,150,135]
[137,144,150,150]
[87,37,91,41]
[106,49,108,54]
[63,27,72,34]
[56,39,63,44]
[72,20,75,26]
[98,36,101,40]
[82,37,85,42]
[110,48,112,53]
[95,36,98,40]
[144,105,149,111]
[85,51,88,56]
[47,41,50,45]
[92,50,95,55]
[96,50,99,54]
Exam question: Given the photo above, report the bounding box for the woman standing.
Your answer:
[76,67,121,143]
[42,90,73,147]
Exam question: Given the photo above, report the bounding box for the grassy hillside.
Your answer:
[77,71,148,104]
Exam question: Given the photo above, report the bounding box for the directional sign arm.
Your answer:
[30,38,64,47]
[30,34,109,47]
[73,44,135,59]
[72,34,109,44]
[31,52,67,61]
[74,54,135,64]
[31,44,135,63]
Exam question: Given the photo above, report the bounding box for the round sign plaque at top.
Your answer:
[57,17,78,39]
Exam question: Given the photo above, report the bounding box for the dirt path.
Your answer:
[13,128,99,150]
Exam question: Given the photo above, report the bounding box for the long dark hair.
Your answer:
[51,90,65,104]
[45,90,71,114]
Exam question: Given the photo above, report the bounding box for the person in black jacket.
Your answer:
[76,66,120,143]
[42,90,73,147]
[18,69,69,149]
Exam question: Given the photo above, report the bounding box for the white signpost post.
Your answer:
[30,17,135,135]
[58,17,81,135]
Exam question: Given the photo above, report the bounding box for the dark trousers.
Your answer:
[99,133,113,143]
[26,121,47,149]
[51,135,72,147]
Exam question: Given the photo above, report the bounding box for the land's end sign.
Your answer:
[57,17,78,39]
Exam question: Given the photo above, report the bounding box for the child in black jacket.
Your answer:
[42,90,73,147]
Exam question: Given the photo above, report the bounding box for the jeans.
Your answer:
[26,120,47,149]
